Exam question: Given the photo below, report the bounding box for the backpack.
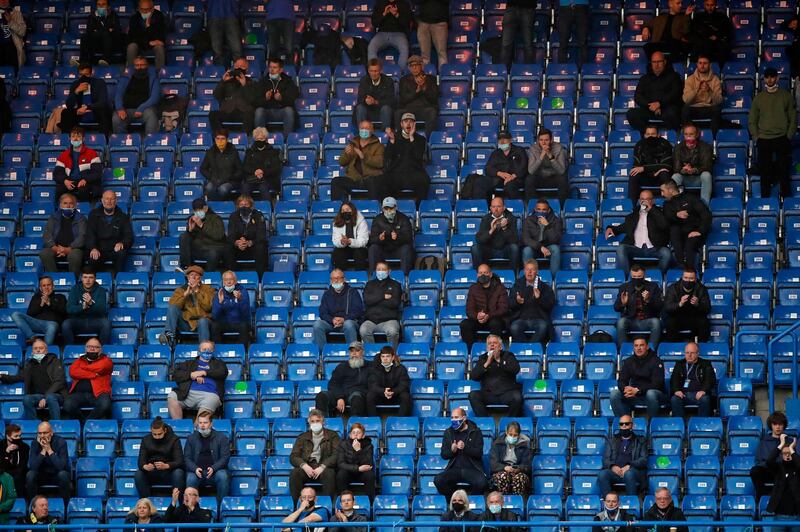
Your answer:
[414,255,445,277]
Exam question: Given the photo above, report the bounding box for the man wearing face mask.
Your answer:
[241,127,283,203]
[472,196,520,273]
[211,270,251,346]
[382,113,430,203]
[167,341,228,419]
[628,126,673,202]
[660,179,711,271]
[478,491,523,532]
[614,265,663,348]
[356,58,397,130]
[469,335,522,417]
[63,337,113,422]
[482,130,527,200]
[460,263,510,351]
[367,346,411,416]
[435,407,487,497]
[520,200,563,279]
[440,490,479,532]
[360,263,403,347]
[126,0,166,69]
[112,55,160,133]
[53,127,103,204]
[59,63,112,135]
[210,57,259,135]
[663,268,711,342]
[11,277,67,346]
[135,416,185,497]
[40,194,87,277]
[179,198,231,273]
[183,410,230,502]
[63,268,111,344]
[670,123,714,205]
[289,409,341,501]
[368,197,414,274]
[604,190,672,273]
[749,67,797,199]
[0,339,67,420]
[597,415,648,497]
[85,190,133,274]
[592,490,636,531]
[76,0,123,67]
[227,194,268,277]
[316,342,369,417]
[253,57,299,136]
[160,265,215,348]
[313,269,365,350]
[668,341,716,417]
[610,337,666,419]
[334,120,385,200]
[200,128,243,200]
[0,424,28,499]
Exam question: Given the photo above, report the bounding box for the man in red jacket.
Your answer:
[53,127,103,204]
[63,337,113,422]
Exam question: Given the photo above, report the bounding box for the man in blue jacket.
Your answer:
[59,63,112,135]
[25,422,70,502]
[62,267,111,344]
[312,269,364,350]
[183,410,230,502]
[112,56,161,134]
[211,271,251,346]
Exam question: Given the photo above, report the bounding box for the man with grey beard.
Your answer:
[315,342,369,417]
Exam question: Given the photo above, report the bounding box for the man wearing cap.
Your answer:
[368,197,414,274]
[382,114,430,203]
[355,58,396,130]
[159,265,215,348]
[315,341,369,417]
[179,198,231,273]
[748,67,797,199]
[482,130,527,200]
[396,55,439,137]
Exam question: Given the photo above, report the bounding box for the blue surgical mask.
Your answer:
[199,350,214,359]
[31,353,46,362]
[141,11,151,20]
[358,129,370,139]
[489,504,502,515]
[332,282,344,291]
[224,285,235,293]
[194,210,206,220]
[71,140,82,149]
[96,7,107,16]
[451,418,464,430]
[61,208,75,217]
[376,270,388,281]
[498,142,510,151]
[269,73,280,81]
[505,435,518,445]
[535,210,548,217]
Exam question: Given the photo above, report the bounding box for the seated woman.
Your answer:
[332,201,369,271]
[489,421,532,495]
[439,490,479,532]
[335,422,376,500]
[125,498,165,532]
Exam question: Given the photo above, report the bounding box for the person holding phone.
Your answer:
[135,417,185,497]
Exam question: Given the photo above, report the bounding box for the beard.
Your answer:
[349,357,364,369]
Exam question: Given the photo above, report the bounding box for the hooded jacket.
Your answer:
[42,211,87,249]
[633,136,674,175]
[363,277,402,324]
[138,424,184,472]
[486,145,528,182]
[602,433,648,470]
[114,68,161,112]
[613,279,663,319]
[168,283,215,330]
[25,291,68,324]
[127,9,167,48]
[441,419,485,474]
[470,350,521,393]
[336,436,375,472]
[673,140,713,174]
[489,433,532,474]
[333,212,370,249]
[476,209,519,249]
[663,279,711,318]
[607,206,670,248]
[319,284,365,325]
[521,208,562,250]
[766,452,800,515]
[640,503,687,532]
[633,66,684,111]
[0,438,29,488]
[66,281,109,319]
[1,353,67,396]
[242,141,282,185]
[478,508,523,532]
[211,282,250,323]
[662,191,712,237]
[186,208,228,248]
[253,72,299,110]
[68,353,113,397]
[183,428,230,474]
[508,276,555,322]
[54,144,102,185]
[200,143,243,186]
[171,356,228,402]
[326,360,370,401]
[290,428,341,468]
[592,507,636,532]
[85,205,134,252]
[616,349,665,396]
[668,357,716,396]
[466,276,510,324]
[227,208,268,249]
[339,136,385,181]
[682,70,723,107]
[367,359,410,395]
[368,211,414,251]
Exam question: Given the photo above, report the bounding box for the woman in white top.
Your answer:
[332,201,369,270]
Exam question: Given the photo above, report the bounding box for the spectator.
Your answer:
[471,196,520,272]
[0,460,15,525]
[40,194,86,276]
[604,190,672,273]
[211,270,251,345]
[478,130,527,201]
[500,0,536,66]
[227,194,269,277]
[478,491,523,532]
[660,179,711,271]
[241,127,282,203]
[416,0,448,68]
[77,0,123,66]
[334,120,384,201]
[207,0,242,67]
[360,263,403,347]
[178,198,230,273]
[614,265,663,347]
[125,498,165,532]
[642,0,691,61]
[671,122,714,205]
[282,486,331,529]
[766,438,800,530]
[289,410,340,501]
[59,63,112,135]
[368,197,414,274]
[626,52,684,133]
[434,408,487,497]
[0,0,26,73]
[469,335,522,417]
[184,411,231,502]
[663,267,711,342]
[210,57,258,135]
[382,113,430,203]
[112,56,160,134]
[356,58,397,130]
[610,337,666,419]
[369,0,412,69]
[439,490,480,532]
[682,56,723,134]
[53,127,103,203]
[63,337,113,421]
[592,492,636,532]
[0,424,29,497]
[641,487,688,532]
[165,487,213,523]
[509,259,555,345]
[266,0,294,62]
[751,411,792,501]
[333,490,369,531]
[135,417,185,497]
[489,421,531,496]
[25,422,70,501]
[598,415,647,497]
[669,341,716,417]
[126,0,166,69]
[316,341,369,417]
[521,199,563,278]
[86,190,134,274]
[396,56,439,136]
[159,266,214,348]
[313,269,364,350]
[336,423,376,500]
[11,277,67,346]
[16,496,60,530]
[167,341,228,419]
[200,128,243,201]
[628,125,674,201]
[748,67,797,199]
[254,57,299,137]
[332,202,370,271]
[689,0,732,66]
[63,268,111,344]
[557,0,589,65]
[526,128,570,207]
[0,339,66,420]
[460,264,510,350]
[367,346,411,416]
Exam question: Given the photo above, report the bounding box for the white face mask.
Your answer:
[310,422,323,434]
[198,427,211,437]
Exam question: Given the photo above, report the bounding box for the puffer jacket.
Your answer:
[336,436,375,472]
[465,276,510,324]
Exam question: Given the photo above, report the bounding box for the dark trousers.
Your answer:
[627,105,681,133]
[751,464,778,501]
[629,170,670,201]
[524,172,570,207]
[380,170,430,204]
[682,104,722,133]
[557,5,589,64]
[179,233,231,272]
[87,248,127,274]
[332,247,368,271]
[79,30,122,63]
[134,468,186,497]
[55,182,102,204]
[231,243,268,277]
[366,390,412,416]
[212,321,250,345]
[665,313,710,342]
[59,106,112,136]
[336,468,376,500]
[434,467,487,498]
[670,228,704,270]
[267,18,295,62]
[500,5,535,66]
[289,466,336,502]
[63,391,111,422]
[241,178,278,204]
[331,176,379,201]
[468,389,523,417]
[315,390,367,417]
[368,243,414,274]
[209,109,255,135]
[757,136,793,198]
[0,41,18,73]
[26,469,70,501]
[459,317,506,350]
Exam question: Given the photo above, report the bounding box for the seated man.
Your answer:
[434,408,487,497]
[112,55,160,134]
[0,339,66,420]
[289,409,340,500]
[395,55,439,136]
[642,0,691,60]
[355,58,396,129]
[476,129,527,200]
[135,416,185,497]
[368,197,414,274]
[610,337,666,419]
[460,264,510,351]
[468,335,522,417]
[11,276,67,345]
[661,179,711,270]
[211,270,251,345]
[598,415,647,497]
[282,486,331,528]
[183,411,230,502]
[367,346,412,416]
[471,196,520,272]
[86,190,134,274]
[368,0,412,68]
[0,424,29,497]
[614,264,663,347]
[209,57,258,134]
[53,126,103,203]
[39,193,86,276]
[253,57,299,136]
[159,265,214,348]
[478,491,523,532]
[626,52,684,133]
[333,490,368,531]
[689,0,732,65]
[642,488,688,532]
[241,128,283,203]
[200,128,243,201]
[682,56,724,134]
[525,128,570,206]
[316,341,369,418]
[593,492,636,530]
[604,190,672,273]
[333,120,384,201]
[16,496,61,530]
[629,125,674,201]
[178,198,230,273]
[663,267,711,342]
[77,0,123,66]
[63,337,113,422]
[521,199,563,278]
[227,194,269,277]
[313,269,364,350]
[360,262,403,347]
[165,487,213,523]
[167,341,228,419]
[25,422,70,501]
[382,113,430,203]
[62,268,111,345]
[670,122,714,205]
[59,63,112,135]
[669,341,716,417]
[126,0,167,69]
[509,259,555,345]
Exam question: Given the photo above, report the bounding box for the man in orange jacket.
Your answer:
[63,337,113,422]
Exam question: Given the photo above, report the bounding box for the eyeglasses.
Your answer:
[619,422,632,427]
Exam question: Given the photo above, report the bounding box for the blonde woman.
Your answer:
[125,498,164,532]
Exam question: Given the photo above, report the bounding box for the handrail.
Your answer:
[767,320,800,413]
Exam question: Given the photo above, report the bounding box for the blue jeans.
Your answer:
[355,103,394,130]
[500,5,535,65]
[208,17,242,67]
[367,32,410,69]
[254,106,296,136]
[670,392,713,417]
[671,171,712,206]
[610,388,666,418]
[204,180,236,201]
[510,318,549,345]
[111,107,160,134]
[471,243,520,272]
[616,244,672,273]
[22,393,62,420]
[186,468,230,501]
[769,515,800,532]
[616,317,661,348]
[522,244,560,278]
[165,304,211,343]
[11,312,59,345]
[597,467,645,497]
[312,319,359,350]
[62,317,111,345]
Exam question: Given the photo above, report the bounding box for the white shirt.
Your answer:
[633,209,654,249]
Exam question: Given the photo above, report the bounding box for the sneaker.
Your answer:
[97,59,109,66]
[158,332,175,349]
[69,57,80,67]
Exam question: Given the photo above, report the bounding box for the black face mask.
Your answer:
[133,69,148,78]
[254,140,267,149]
[619,428,632,438]
[79,76,92,84]
[451,502,465,513]
[633,278,645,289]
[342,212,352,222]
[478,274,490,284]
[86,352,100,361]
[238,207,253,219]
[682,281,695,291]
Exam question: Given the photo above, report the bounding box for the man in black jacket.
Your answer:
[1,339,67,420]
[368,197,414,274]
[471,196,520,272]
[521,200,562,278]
[316,341,369,417]
[360,262,403,347]
[629,125,673,201]
[201,128,243,200]
[614,265,663,348]
[355,58,396,130]
[669,341,716,417]
[395,56,439,136]
[626,52,684,133]
[254,57,299,136]
[367,346,411,416]
[598,415,648,497]
[165,486,212,524]
[126,0,166,69]
[469,335,522,417]
[610,337,666,418]
[605,190,672,273]
[641,488,688,532]
[167,341,228,419]
[77,0,123,66]
[0,424,29,496]
[766,438,800,526]
[135,416,185,496]
[210,57,258,134]
[479,491,523,532]
[59,63,112,135]
[508,259,555,345]
[11,276,67,346]
[241,127,282,203]
[227,194,268,277]
[663,268,711,342]
[382,114,430,203]
[752,411,793,501]
[86,190,133,274]
[481,130,527,200]
[434,407,487,497]
[660,179,711,271]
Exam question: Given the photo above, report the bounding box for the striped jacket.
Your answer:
[53,145,102,185]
